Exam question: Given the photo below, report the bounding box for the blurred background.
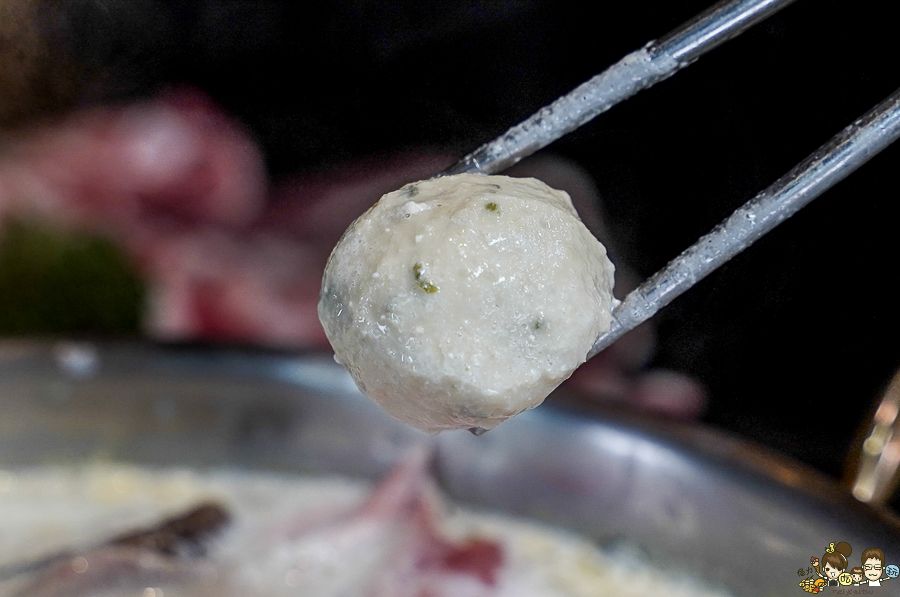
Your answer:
[1,0,898,492]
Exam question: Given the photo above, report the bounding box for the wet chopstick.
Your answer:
[589,86,900,357]
[442,0,798,176]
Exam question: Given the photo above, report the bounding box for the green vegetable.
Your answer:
[0,220,145,335]
[413,262,439,293]
[485,202,499,212]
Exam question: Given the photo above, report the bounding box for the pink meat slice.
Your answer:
[368,484,503,597]
[358,450,504,596]
[227,448,505,596]
[0,89,266,229]
[0,90,451,348]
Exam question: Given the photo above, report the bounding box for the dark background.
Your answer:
[5,0,900,483]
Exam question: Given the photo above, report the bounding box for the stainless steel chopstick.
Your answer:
[589,86,900,357]
[441,0,798,176]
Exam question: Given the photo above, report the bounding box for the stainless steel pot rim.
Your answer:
[1,340,898,597]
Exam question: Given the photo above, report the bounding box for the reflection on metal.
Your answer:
[1,341,899,595]
[851,370,900,504]
[53,342,99,378]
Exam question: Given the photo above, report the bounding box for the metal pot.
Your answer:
[0,341,897,596]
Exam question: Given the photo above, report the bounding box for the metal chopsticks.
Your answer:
[590,86,900,356]
[442,0,799,176]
